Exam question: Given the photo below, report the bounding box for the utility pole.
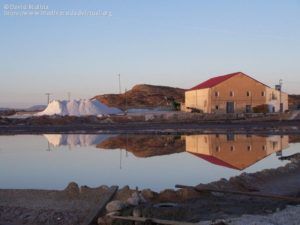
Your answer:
[45,93,52,104]
[279,79,283,113]
[117,74,121,94]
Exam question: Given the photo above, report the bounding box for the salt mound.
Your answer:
[44,134,114,147]
[36,99,122,116]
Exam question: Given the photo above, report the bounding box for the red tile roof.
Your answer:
[190,72,241,91]
[190,152,240,170]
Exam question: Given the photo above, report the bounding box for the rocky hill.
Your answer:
[92,84,185,110]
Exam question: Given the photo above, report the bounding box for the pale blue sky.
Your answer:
[1,0,300,107]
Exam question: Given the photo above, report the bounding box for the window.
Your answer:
[246,91,251,97]
[214,91,219,97]
[261,91,266,97]
[215,105,219,110]
[247,145,252,151]
[230,91,234,97]
[230,146,235,151]
[215,146,221,152]
[262,145,266,151]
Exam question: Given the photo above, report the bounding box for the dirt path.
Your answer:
[1,120,300,135]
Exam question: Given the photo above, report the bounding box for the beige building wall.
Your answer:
[210,73,267,113]
[184,88,210,113]
[185,134,289,170]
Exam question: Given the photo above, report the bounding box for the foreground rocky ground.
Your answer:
[1,153,300,225]
[99,153,300,224]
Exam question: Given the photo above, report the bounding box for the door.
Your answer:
[280,103,284,113]
[246,105,252,113]
[226,102,235,113]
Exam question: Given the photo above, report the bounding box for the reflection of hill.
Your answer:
[97,135,185,157]
[185,135,289,170]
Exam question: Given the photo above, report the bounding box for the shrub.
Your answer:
[252,104,270,113]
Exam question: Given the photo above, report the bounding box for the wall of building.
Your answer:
[210,74,267,113]
[184,88,210,113]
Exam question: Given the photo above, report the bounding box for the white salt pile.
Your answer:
[36,99,122,116]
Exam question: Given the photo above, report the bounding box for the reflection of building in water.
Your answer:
[185,135,289,170]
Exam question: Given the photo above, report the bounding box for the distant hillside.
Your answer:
[289,95,300,110]
[92,84,185,109]
[25,105,46,112]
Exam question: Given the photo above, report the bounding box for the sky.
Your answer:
[0,0,300,108]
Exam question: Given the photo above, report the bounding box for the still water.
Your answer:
[0,134,299,191]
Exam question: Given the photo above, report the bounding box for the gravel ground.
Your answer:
[0,183,113,225]
[199,205,300,225]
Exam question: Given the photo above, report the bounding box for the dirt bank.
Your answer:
[1,119,300,135]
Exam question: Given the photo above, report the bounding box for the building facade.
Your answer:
[184,72,288,113]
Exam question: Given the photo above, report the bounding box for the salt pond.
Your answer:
[0,134,299,191]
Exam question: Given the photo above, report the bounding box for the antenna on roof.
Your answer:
[45,93,52,104]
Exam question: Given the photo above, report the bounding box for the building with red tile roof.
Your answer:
[183,72,288,113]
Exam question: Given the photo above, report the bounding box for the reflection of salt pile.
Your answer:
[44,134,114,147]
[36,99,122,116]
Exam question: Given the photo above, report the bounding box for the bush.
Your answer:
[252,104,270,113]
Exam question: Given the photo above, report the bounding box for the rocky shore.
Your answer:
[1,153,300,225]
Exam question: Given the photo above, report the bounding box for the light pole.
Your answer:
[45,93,52,104]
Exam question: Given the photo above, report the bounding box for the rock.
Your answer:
[132,207,142,217]
[127,197,139,206]
[97,217,106,225]
[158,189,178,202]
[115,186,134,201]
[97,215,115,225]
[177,188,199,200]
[106,200,126,212]
[106,211,121,217]
[141,189,156,200]
[127,192,147,206]
[64,182,80,197]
